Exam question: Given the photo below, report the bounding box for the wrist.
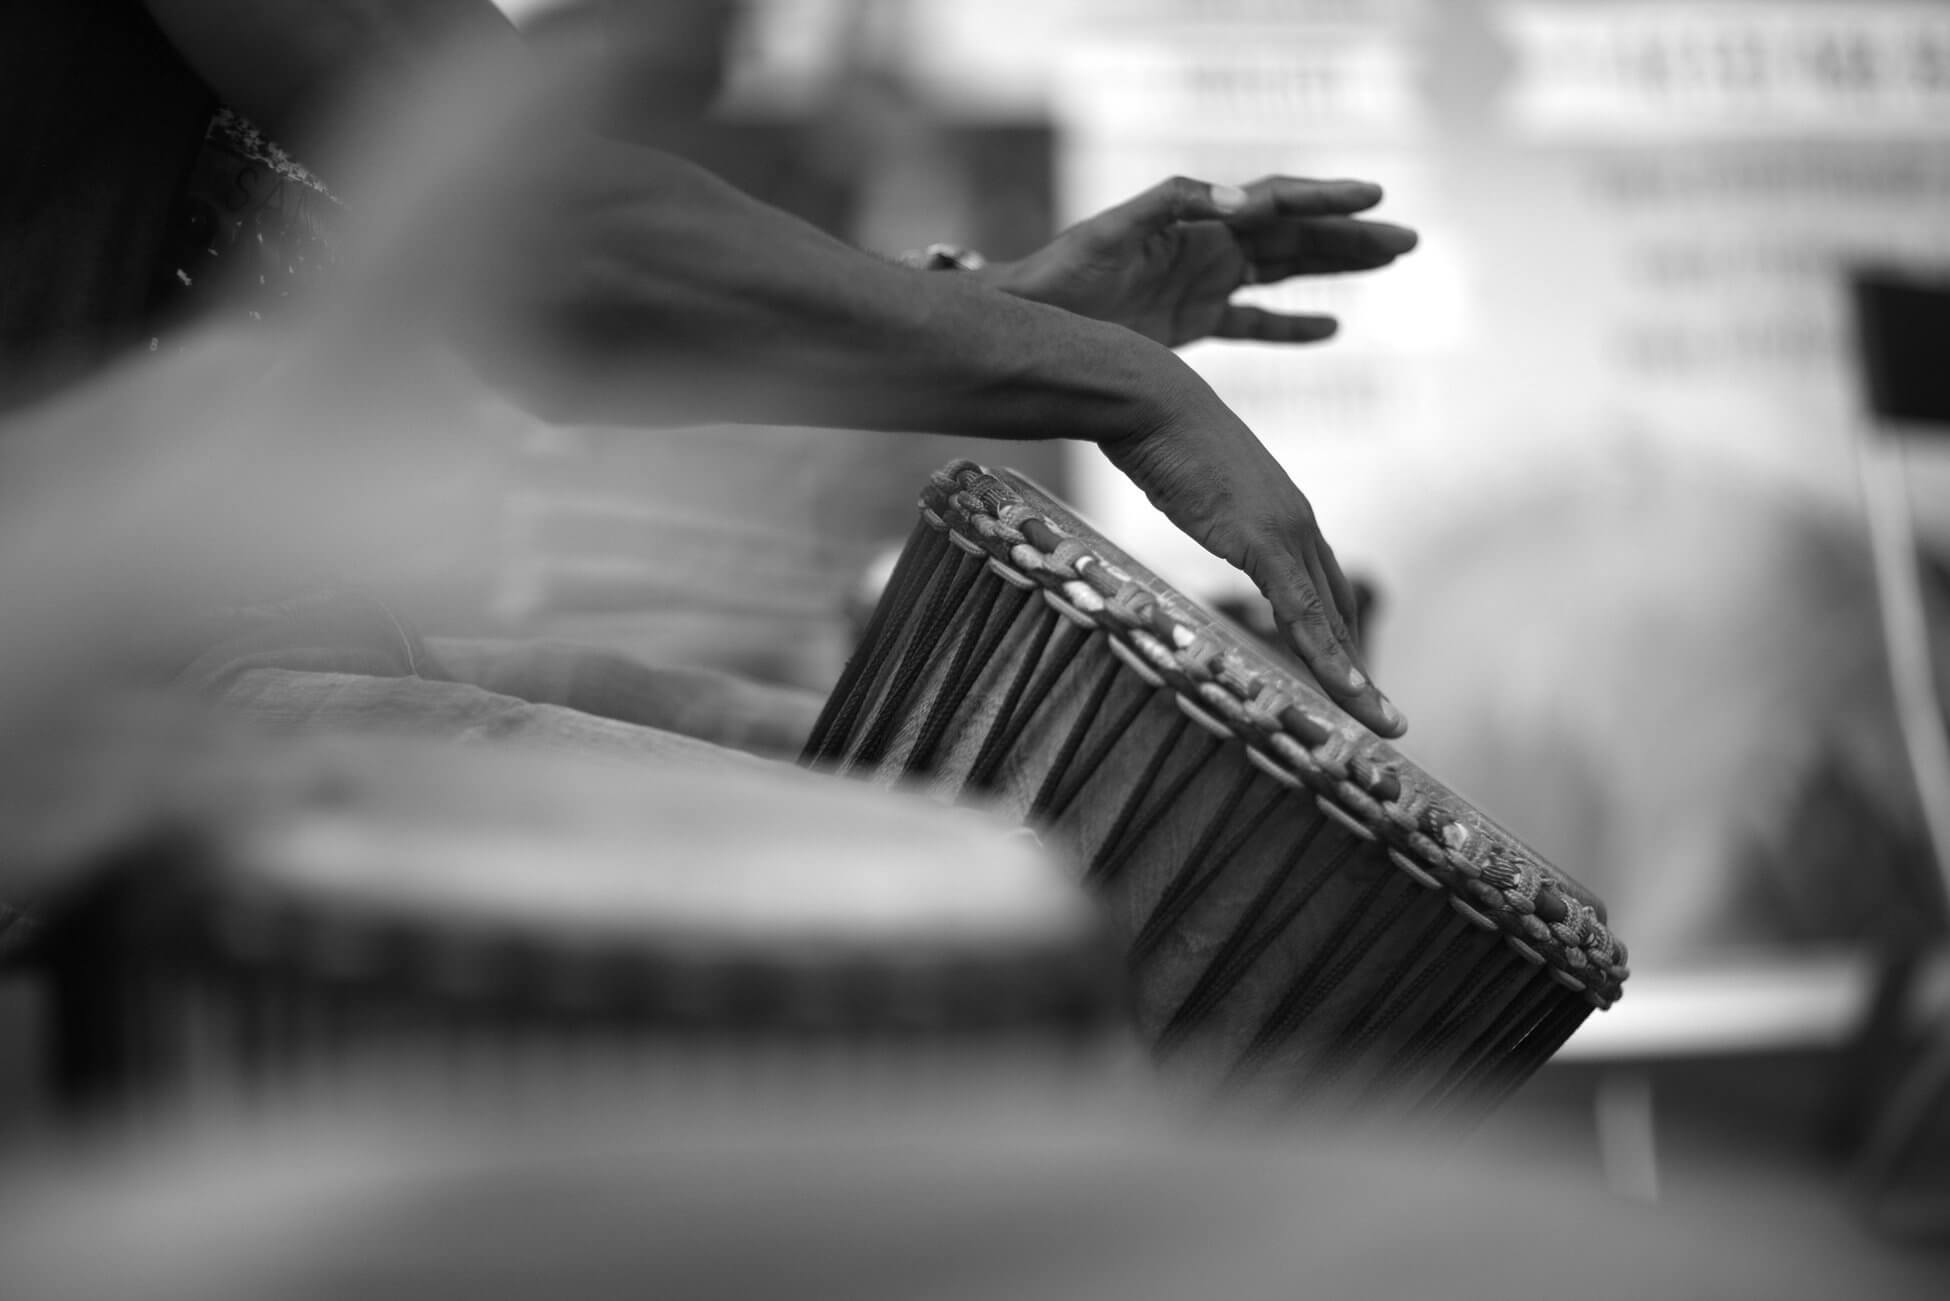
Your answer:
[969,258,1029,298]
[979,251,1077,309]
[896,243,988,273]
[1085,329,1210,450]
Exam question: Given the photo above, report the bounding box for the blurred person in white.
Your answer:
[0,0,1417,946]
[1378,447,1950,964]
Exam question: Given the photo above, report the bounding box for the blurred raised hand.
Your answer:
[986,176,1418,347]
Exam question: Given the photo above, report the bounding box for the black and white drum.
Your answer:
[806,461,1628,1117]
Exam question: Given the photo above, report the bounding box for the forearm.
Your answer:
[140,0,1208,447]
[458,138,1204,445]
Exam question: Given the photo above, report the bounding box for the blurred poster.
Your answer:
[1488,1,1950,502]
[1051,0,1950,597]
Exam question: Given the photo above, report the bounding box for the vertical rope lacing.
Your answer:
[1131,779,1284,961]
[802,520,945,763]
[904,580,1033,777]
[962,616,1088,793]
[1027,662,1149,823]
[845,551,985,772]
[1229,871,1416,1082]
[1155,821,1346,1056]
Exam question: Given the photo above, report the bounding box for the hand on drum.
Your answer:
[987,175,1418,348]
[1098,406,1405,738]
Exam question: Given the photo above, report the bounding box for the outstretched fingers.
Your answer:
[1121,174,1388,230]
[1109,175,1252,234]
[1240,218,1420,285]
[1214,306,1338,344]
[1233,177,1386,223]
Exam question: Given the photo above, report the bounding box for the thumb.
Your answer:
[1106,175,1250,233]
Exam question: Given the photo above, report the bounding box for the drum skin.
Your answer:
[805,461,1628,1116]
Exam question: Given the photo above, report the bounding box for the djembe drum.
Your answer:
[805,461,1628,1118]
[37,733,1126,1110]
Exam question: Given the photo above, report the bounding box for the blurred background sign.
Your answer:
[1047,0,1950,597]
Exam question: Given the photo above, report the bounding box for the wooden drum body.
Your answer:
[805,462,1629,1117]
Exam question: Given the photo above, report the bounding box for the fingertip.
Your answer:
[1211,183,1249,214]
[1341,694,1405,739]
[1338,179,1385,209]
[1285,313,1339,341]
[1297,639,1405,737]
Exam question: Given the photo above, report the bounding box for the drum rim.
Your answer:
[921,459,1629,1009]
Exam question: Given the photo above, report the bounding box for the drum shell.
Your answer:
[804,468,1623,1115]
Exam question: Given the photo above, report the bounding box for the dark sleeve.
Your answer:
[0,0,215,412]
